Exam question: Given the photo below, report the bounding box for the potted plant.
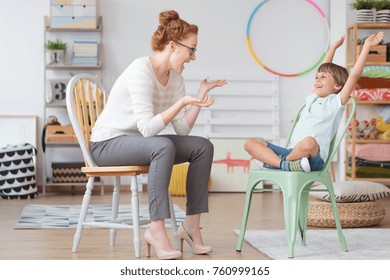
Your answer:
[44,38,68,65]
[374,0,390,22]
[351,0,375,22]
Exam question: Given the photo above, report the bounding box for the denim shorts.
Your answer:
[267,142,324,171]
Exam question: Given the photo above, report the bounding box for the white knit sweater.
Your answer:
[90,57,191,142]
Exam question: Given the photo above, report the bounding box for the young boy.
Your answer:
[244,32,385,172]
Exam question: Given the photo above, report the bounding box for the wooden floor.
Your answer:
[1,188,390,260]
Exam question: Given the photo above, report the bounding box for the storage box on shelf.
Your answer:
[42,11,103,194]
[357,45,387,63]
[52,162,88,183]
[50,0,97,29]
[46,125,77,143]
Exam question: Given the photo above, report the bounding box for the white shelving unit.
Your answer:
[42,15,103,194]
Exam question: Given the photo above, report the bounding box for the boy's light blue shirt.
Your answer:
[288,93,345,162]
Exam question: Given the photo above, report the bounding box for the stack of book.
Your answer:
[72,40,99,65]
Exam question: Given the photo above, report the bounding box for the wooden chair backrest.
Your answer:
[66,74,108,168]
[72,78,108,150]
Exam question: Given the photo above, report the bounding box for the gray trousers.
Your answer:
[91,134,214,221]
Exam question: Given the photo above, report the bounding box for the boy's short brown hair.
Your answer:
[317,63,349,93]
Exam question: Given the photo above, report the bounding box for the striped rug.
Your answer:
[15,204,185,229]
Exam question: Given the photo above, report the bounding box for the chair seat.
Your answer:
[249,168,328,177]
[82,166,150,176]
[248,169,332,192]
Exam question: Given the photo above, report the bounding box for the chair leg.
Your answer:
[236,184,256,252]
[72,176,95,253]
[110,176,120,246]
[330,162,336,182]
[281,183,302,258]
[100,177,105,196]
[327,185,348,252]
[298,191,309,246]
[131,175,141,258]
[168,195,179,249]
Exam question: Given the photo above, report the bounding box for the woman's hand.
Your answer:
[198,79,227,96]
[183,94,214,107]
[181,79,226,128]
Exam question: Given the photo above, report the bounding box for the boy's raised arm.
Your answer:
[324,35,345,63]
[310,35,346,94]
[339,32,385,105]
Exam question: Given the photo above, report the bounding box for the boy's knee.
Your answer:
[244,138,256,152]
[301,137,319,152]
[244,138,266,153]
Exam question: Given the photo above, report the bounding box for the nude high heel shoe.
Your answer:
[178,224,213,255]
[144,229,182,260]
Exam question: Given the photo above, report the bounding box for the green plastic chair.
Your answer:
[236,97,356,258]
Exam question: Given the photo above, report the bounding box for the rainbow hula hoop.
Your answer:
[246,0,329,77]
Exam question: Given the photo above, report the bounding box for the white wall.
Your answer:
[0,1,47,115]
[0,0,350,186]
[99,0,330,136]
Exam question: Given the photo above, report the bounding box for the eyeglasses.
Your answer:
[175,41,197,57]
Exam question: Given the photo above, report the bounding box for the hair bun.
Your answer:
[159,10,180,26]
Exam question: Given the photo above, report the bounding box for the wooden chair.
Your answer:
[66,73,178,258]
[236,97,356,258]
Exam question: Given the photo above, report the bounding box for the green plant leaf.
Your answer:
[44,38,67,51]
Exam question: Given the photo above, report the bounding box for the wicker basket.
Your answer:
[168,163,212,196]
[308,200,386,228]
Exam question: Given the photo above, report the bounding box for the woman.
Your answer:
[90,10,227,260]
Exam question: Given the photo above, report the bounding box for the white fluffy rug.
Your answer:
[236,228,390,260]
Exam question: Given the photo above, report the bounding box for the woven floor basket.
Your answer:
[308,200,386,228]
[168,163,212,196]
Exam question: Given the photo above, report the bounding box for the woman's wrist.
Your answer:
[196,90,208,100]
[180,96,188,106]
